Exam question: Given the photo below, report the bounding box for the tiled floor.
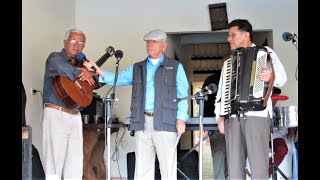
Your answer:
[192,130,214,180]
[111,129,293,180]
[202,138,214,180]
[200,135,294,180]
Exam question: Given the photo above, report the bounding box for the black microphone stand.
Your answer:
[103,94,112,180]
[291,34,298,52]
[104,56,121,180]
[270,118,289,180]
[283,32,298,81]
[291,34,298,81]
[174,91,209,180]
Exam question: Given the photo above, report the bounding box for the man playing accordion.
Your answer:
[214,19,287,179]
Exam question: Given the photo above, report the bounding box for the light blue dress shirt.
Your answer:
[98,54,189,121]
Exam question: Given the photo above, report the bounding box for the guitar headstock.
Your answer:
[95,46,116,67]
[106,46,115,56]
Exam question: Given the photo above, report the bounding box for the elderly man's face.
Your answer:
[146,40,167,59]
[64,32,86,60]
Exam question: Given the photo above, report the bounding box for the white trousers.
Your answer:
[134,115,177,180]
[42,107,83,180]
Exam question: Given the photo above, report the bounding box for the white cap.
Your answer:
[143,29,167,41]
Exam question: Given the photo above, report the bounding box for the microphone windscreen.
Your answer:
[282,32,293,41]
[115,50,123,59]
[207,83,218,93]
[76,52,86,61]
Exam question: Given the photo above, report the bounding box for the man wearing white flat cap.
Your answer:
[83,29,190,179]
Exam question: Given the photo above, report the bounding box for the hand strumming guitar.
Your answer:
[78,67,96,85]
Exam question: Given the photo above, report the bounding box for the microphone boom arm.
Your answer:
[173,91,212,103]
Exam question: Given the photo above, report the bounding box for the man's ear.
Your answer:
[244,32,250,40]
[63,40,68,48]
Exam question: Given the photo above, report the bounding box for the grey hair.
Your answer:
[64,29,86,43]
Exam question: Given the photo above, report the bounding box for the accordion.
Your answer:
[219,46,270,116]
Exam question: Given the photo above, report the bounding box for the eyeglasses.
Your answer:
[69,39,85,47]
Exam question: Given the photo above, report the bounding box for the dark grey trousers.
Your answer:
[209,130,228,180]
[224,115,271,180]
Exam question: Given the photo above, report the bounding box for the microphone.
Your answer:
[173,96,189,103]
[115,50,123,60]
[282,32,293,41]
[76,52,96,72]
[173,83,218,103]
[282,32,297,44]
[201,83,218,95]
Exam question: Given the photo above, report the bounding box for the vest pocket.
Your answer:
[130,97,140,122]
[130,97,139,110]
[161,100,178,125]
[130,107,141,124]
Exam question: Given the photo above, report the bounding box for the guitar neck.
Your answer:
[95,53,112,67]
[95,46,115,67]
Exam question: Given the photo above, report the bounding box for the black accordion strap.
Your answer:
[263,53,275,106]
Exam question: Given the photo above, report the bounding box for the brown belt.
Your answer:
[144,112,154,116]
[44,103,79,115]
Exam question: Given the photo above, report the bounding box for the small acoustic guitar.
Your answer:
[52,46,115,110]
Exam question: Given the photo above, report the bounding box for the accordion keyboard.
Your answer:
[220,58,232,116]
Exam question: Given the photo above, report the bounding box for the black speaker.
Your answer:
[208,3,228,31]
[127,152,135,179]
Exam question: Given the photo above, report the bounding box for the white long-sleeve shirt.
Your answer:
[214,43,287,119]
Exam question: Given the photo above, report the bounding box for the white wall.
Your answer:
[22,0,76,157]
[226,0,298,107]
[22,0,297,177]
[76,0,297,115]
